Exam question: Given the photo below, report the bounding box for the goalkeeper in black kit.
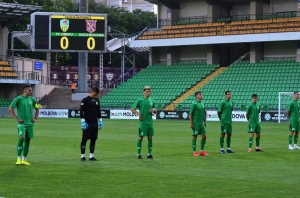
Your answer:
[80,87,103,161]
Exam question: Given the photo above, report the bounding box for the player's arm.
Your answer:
[217,102,223,120]
[131,100,142,120]
[80,98,88,130]
[8,97,23,123]
[32,99,39,122]
[204,110,207,127]
[287,103,292,119]
[97,99,103,129]
[189,103,195,129]
[246,104,251,121]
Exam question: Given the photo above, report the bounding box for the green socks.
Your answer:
[248,137,253,148]
[148,139,152,154]
[137,139,142,155]
[192,139,196,151]
[256,137,260,147]
[23,138,31,157]
[289,135,293,144]
[200,139,206,150]
[17,138,24,156]
[220,137,224,149]
[226,137,231,148]
[294,136,298,144]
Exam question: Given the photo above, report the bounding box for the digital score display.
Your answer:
[31,13,107,52]
[51,15,105,51]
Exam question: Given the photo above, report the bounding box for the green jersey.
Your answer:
[246,102,261,126]
[189,100,205,125]
[288,100,300,123]
[218,100,233,124]
[10,95,38,125]
[131,97,155,125]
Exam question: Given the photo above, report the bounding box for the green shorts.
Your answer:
[138,124,154,137]
[221,123,232,134]
[248,124,261,133]
[289,121,300,132]
[192,125,206,136]
[18,124,34,138]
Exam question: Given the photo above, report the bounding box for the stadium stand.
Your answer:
[0,98,12,107]
[181,59,299,109]
[0,61,17,77]
[138,15,300,39]
[100,63,220,109]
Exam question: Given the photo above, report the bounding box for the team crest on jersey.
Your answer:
[150,103,153,106]
[96,102,98,105]
[29,101,32,105]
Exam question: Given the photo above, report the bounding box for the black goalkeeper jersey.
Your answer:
[80,96,101,122]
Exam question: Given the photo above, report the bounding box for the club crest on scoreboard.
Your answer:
[60,19,70,32]
[86,20,97,33]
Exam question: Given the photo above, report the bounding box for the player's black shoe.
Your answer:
[137,155,143,159]
[81,157,86,161]
[220,150,226,154]
[227,149,235,153]
[147,154,154,159]
[89,157,98,161]
[255,148,264,152]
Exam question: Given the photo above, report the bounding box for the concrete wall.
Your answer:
[179,45,207,61]
[231,5,250,16]
[271,0,296,13]
[158,3,168,20]
[264,41,296,58]
[14,57,50,80]
[0,27,8,60]
[180,1,207,17]
[158,47,167,63]
[263,3,270,14]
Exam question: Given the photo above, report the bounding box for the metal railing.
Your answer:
[157,11,299,28]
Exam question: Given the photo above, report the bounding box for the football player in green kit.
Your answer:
[189,91,208,157]
[8,84,39,165]
[287,92,300,150]
[246,94,263,152]
[218,90,234,154]
[131,86,156,159]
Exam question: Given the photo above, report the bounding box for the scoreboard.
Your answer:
[31,12,107,53]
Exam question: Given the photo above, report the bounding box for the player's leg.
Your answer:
[192,135,198,156]
[220,123,226,154]
[137,125,145,159]
[89,123,98,161]
[226,125,234,153]
[199,125,208,156]
[80,126,91,161]
[192,126,198,156]
[80,138,88,161]
[293,122,299,149]
[16,125,25,165]
[255,125,263,151]
[289,124,295,150]
[147,125,154,159]
[248,133,254,152]
[20,126,33,165]
[248,125,254,152]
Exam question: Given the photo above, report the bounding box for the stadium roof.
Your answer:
[0,2,42,27]
[146,0,270,9]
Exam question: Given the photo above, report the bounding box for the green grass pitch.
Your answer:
[0,118,299,198]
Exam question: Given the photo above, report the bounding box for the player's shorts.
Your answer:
[221,123,232,134]
[192,125,206,136]
[18,124,34,138]
[138,124,154,137]
[82,121,98,140]
[248,124,261,133]
[289,121,300,132]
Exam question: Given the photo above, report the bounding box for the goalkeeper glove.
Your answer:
[98,118,103,130]
[81,119,89,130]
